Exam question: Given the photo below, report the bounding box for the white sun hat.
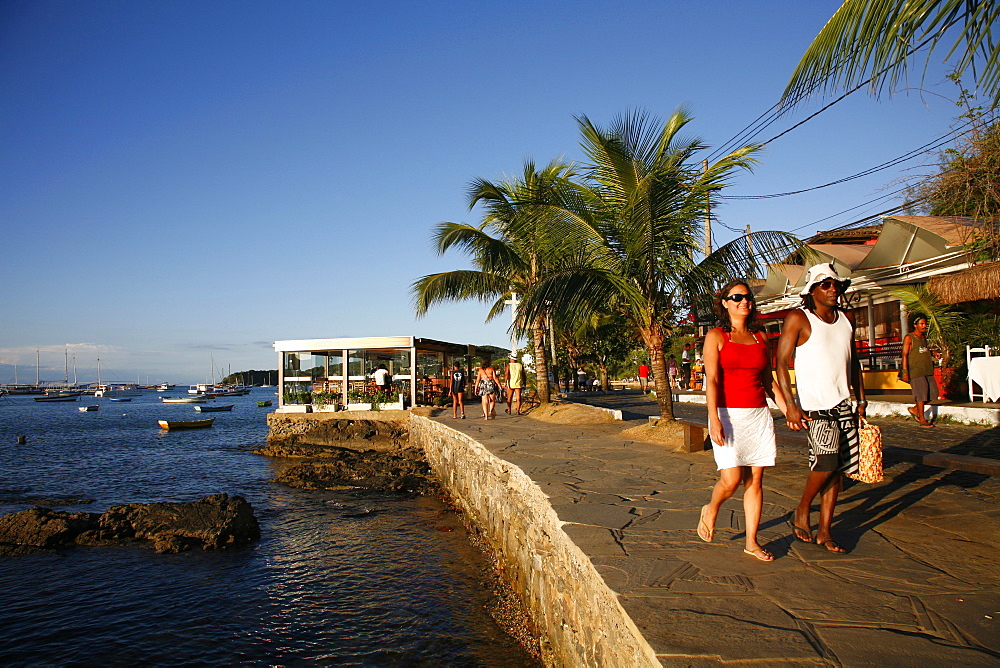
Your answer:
[799,262,851,296]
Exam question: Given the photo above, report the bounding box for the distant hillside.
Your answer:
[221,370,278,385]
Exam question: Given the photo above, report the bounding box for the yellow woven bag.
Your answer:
[848,417,884,483]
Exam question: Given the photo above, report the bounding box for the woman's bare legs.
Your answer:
[742,467,768,553]
[701,467,743,540]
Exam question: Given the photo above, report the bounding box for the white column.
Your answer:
[867,295,876,348]
[504,292,520,354]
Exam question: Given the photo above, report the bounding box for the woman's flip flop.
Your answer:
[697,505,713,543]
[743,547,774,562]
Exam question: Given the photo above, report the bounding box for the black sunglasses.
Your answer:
[722,293,754,303]
[815,279,845,291]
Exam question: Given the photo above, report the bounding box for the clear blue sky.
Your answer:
[1,1,966,384]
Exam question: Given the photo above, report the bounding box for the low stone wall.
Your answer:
[265,412,409,452]
[410,415,658,667]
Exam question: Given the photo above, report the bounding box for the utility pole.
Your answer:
[703,159,712,258]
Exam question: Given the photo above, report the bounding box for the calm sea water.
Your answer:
[0,390,535,666]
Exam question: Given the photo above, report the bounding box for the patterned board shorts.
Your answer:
[806,399,860,475]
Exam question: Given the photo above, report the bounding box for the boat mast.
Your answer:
[73,355,78,385]
[35,349,39,386]
[64,348,69,385]
[97,358,101,388]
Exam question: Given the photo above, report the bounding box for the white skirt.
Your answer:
[711,406,777,470]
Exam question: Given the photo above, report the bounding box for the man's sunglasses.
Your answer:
[815,279,845,291]
[722,293,754,303]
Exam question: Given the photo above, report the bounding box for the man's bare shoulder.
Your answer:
[781,308,808,328]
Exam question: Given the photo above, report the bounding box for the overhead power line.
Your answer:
[718,115,994,200]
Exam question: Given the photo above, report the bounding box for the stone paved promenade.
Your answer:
[435,394,1000,666]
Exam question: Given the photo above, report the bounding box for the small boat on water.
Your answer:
[257,400,273,407]
[79,405,99,412]
[44,389,83,397]
[158,418,215,430]
[195,404,234,412]
[35,394,79,402]
[108,397,133,402]
[161,395,208,403]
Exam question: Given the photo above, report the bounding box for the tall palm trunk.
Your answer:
[640,326,674,420]
[531,316,551,403]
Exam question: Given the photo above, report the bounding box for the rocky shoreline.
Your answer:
[258,415,542,663]
[0,493,260,556]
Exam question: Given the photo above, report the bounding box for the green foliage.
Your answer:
[891,285,961,351]
[782,0,1000,108]
[282,389,312,405]
[311,391,338,409]
[221,369,277,385]
[346,388,397,410]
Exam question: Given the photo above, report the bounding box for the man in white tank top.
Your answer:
[776,263,867,554]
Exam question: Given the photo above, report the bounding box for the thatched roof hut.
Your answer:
[927,261,1000,304]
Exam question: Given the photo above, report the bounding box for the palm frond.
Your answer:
[411,270,509,317]
[782,0,1000,107]
[890,284,962,345]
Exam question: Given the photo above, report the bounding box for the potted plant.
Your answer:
[281,389,313,412]
[311,390,339,412]
[346,388,404,411]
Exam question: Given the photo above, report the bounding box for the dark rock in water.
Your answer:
[0,493,260,555]
[99,493,261,553]
[275,447,434,495]
[0,507,100,550]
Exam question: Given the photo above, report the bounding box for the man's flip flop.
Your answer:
[697,505,713,542]
[786,513,812,543]
[743,547,774,562]
[817,539,847,553]
[793,526,813,543]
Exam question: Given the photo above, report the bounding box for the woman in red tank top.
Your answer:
[696,280,789,562]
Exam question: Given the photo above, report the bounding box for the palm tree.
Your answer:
[411,161,578,404]
[782,0,1000,107]
[519,109,802,420]
[891,284,961,364]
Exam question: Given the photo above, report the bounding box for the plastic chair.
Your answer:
[967,345,993,402]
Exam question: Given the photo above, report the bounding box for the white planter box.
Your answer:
[277,405,312,413]
[312,404,340,412]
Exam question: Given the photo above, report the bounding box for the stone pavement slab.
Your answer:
[433,395,1000,665]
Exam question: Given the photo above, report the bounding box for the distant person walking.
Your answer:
[475,361,501,420]
[449,362,467,419]
[681,343,692,389]
[902,315,937,427]
[698,280,788,562]
[638,362,651,392]
[777,263,866,554]
[667,356,678,389]
[576,367,588,392]
[505,354,524,415]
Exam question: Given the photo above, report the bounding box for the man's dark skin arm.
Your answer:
[776,309,811,431]
[845,311,867,419]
